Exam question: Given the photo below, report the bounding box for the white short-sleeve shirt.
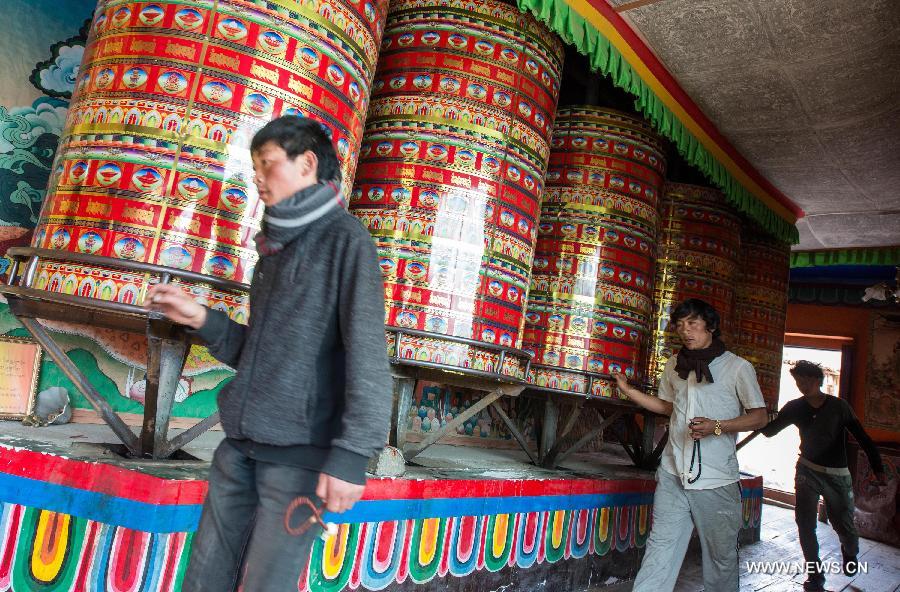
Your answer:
[658,351,766,489]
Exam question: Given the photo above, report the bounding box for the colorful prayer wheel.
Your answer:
[647,183,741,385]
[734,234,790,412]
[522,107,665,397]
[350,0,564,379]
[31,0,388,314]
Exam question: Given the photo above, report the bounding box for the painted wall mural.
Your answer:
[0,1,94,256]
[405,381,539,447]
[0,0,229,419]
[865,314,900,433]
[0,443,763,592]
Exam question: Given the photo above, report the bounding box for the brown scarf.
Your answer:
[674,338,727,383]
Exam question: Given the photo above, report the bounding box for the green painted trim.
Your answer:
[790,248,900,268]
[516,0,800,244]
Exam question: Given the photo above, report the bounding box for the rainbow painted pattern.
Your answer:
[0,444,762,591]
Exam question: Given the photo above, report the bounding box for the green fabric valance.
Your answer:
[517,0,800,244]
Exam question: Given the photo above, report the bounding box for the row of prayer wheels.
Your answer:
[30,0,787,409]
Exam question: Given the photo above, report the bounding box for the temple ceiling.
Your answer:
[610,0,900,249]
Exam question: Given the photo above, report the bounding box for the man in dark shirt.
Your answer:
[761,360,885,591]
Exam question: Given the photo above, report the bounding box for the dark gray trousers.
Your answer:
[182,440,321,592]
[794,463,858,573]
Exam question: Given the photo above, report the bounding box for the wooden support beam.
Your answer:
[405,384,521,461]
[646,429,669,467]
[554,410,624,467]
[161,412,220,458]
[640,413,657,459]
[620,439,640,465]
[20,317,139,456]
[542,400,585,467]
[539,399,560,463]
[141,318,189,458]
[490,401,539,465]
[390,376,416,450]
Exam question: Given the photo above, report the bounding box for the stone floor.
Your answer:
[667,503,900,592]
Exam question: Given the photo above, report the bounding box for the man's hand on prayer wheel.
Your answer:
[145,284,208,329]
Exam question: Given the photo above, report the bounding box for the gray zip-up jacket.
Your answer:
[196,200,392,484]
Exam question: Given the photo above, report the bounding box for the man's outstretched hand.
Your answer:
[317,473,365,514]
[145,284,207,329]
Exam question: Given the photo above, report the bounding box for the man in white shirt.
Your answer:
[614,298,768,592]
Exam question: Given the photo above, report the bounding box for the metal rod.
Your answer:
[161,412,221,457]
[490,401,539,465]
[23,255,39,288]
[387,326,530,357]
[529,363,657,392]
[389,356,527,384]
[1,285,153,318]
[405,387,506,462]
[6,247,248,293]
[19,318,139,455]
[7,259,19,286]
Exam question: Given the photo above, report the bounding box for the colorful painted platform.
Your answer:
[0,438,762,591]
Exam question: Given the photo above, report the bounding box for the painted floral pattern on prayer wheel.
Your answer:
[522,108,665,397]
[648,183,741,385]
[734,235,790,412]
[31,0,388,315]
[350,0,563,378]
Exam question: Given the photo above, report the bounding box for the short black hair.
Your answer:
[790,360,825,383]
[250,116,341,184]
[669,298,721,338]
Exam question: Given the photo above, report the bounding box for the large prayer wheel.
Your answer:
[31,0,387,314]
[522,107,665,397]
[350,0,564,378]
[735,234,790,412]
[648,183,741,385]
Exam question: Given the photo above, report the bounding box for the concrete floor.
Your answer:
[666,503,900,592]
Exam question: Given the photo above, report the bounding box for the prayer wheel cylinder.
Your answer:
[648,183,741,385]
[735,235,790,412]
[522,107,665,397]
[350,0,564,377]
[32,0,387,313]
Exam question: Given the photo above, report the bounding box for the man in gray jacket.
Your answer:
[147,116,392,591]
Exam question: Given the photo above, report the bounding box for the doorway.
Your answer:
[737,346,843,495]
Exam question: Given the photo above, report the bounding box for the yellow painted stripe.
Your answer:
[31,511,69,583]
[564,0,796,223]
[492,514,510,557]
[551,510,566,547]
[322,523,350,579]
[418,518,441,565]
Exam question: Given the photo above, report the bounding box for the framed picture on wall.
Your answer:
[865,314,900,432]
[0,336,42,420]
